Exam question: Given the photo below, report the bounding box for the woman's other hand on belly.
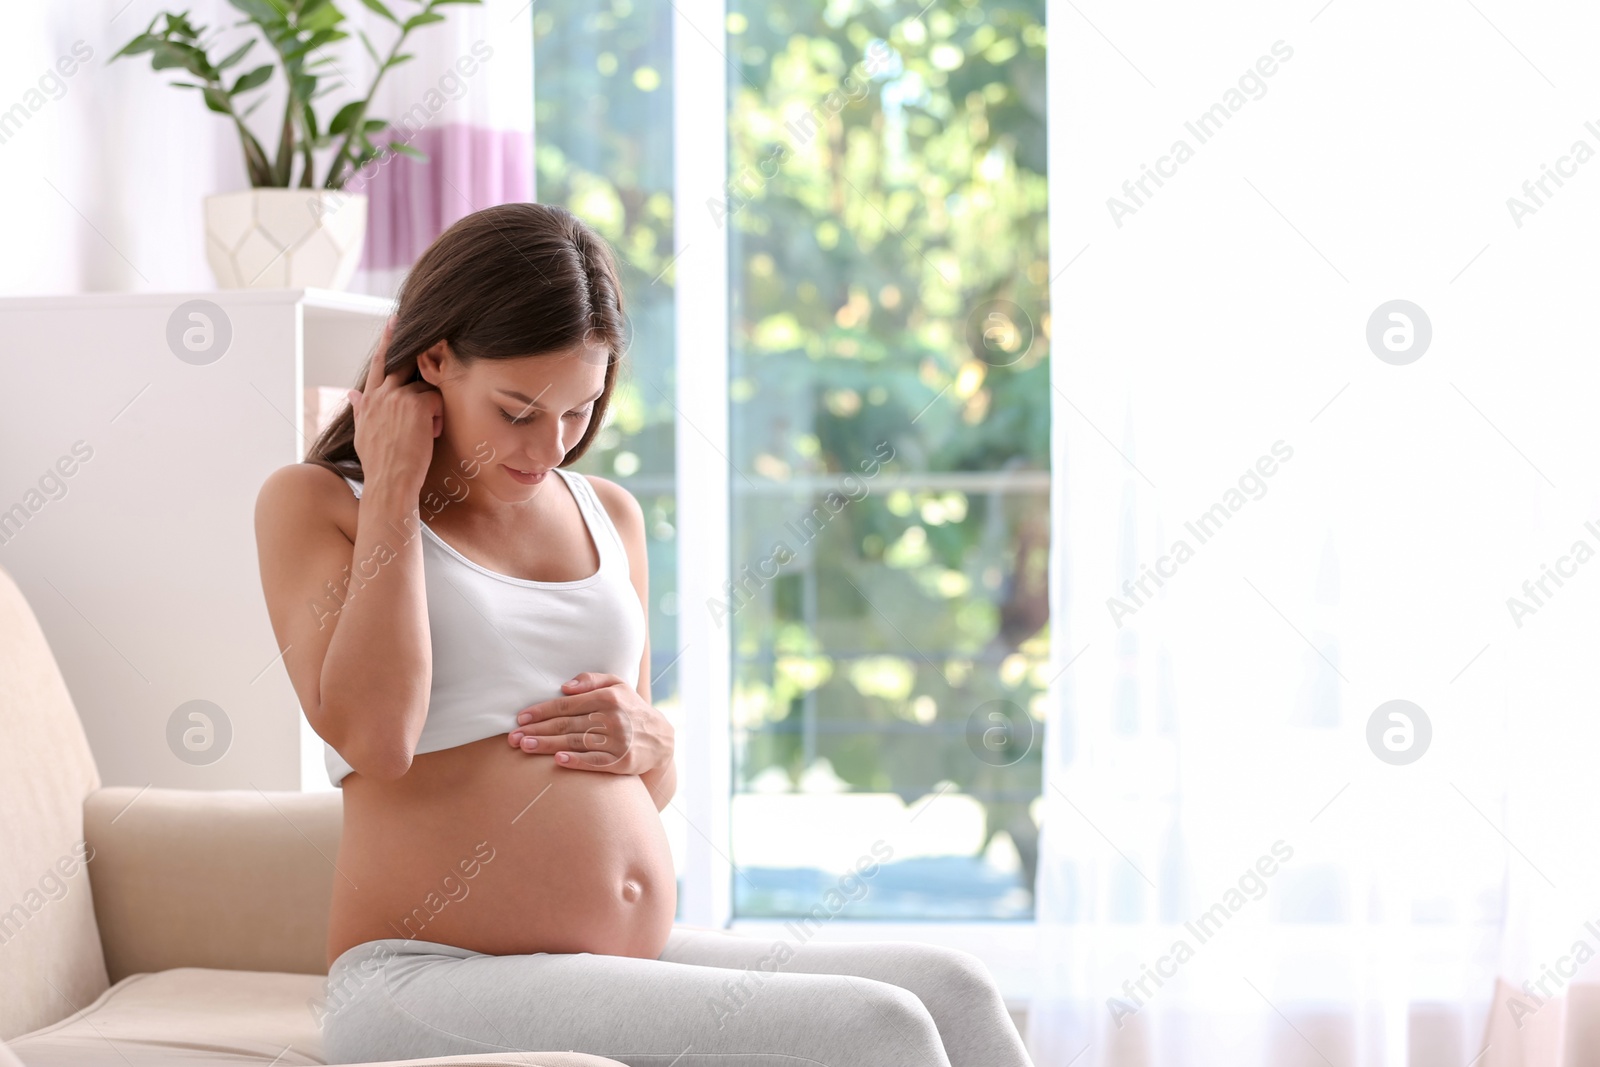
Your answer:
[506,671,674,776]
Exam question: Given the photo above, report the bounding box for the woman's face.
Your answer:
[417,339,609,500]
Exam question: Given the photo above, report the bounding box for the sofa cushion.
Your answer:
[8,968,324,1066]
[0,565,109,1040]
[6,967,629,1067]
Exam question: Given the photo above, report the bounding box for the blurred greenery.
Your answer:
[536,0,1049,919]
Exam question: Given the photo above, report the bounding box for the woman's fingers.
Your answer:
[564,672,623,692]
[505,727,630,772]
[360,315,397,396]
[513,704,630,746]
[515,716,608,742]
[363,324,388,392]
[508,724,611,751]
[554,750,623,769]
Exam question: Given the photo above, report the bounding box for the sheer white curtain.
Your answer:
[1480,608,1600,1067]
[1029,2,1600,1064]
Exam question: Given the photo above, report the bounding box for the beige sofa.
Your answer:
[0,565,630,1067]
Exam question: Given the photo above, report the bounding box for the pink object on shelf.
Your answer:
[354,123,536,274]
[303,386,353,454]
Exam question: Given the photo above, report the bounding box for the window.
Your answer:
[724,0,1050,920]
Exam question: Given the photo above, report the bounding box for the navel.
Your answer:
[621,878,643,902]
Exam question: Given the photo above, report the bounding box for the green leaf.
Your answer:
[151,41,213,78]
[300,27,344,53]
[226,0,288,26]
[357,0,399,23]
[362,118,389,133]
[356,28,381,64]
[280,36,319,63]
[162,12,203,39]
[110,33,160,60]
[402,11,445,30]
[382,51,414,70]
[277,106,299,185]
[215,38,256,69]
[201,86,234,114]
[230,64,273,94]
[299,1,346,32]
[388,140,426,160]
[328,100,364,135]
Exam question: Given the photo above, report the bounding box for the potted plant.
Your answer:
[112,0,481,290]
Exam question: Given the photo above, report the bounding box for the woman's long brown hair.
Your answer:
[305,202,628,481]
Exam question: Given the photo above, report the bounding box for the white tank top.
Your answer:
[326,466,646,787]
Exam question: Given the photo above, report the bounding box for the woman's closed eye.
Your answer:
[499,407,591,426]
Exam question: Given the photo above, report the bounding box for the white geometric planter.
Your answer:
[203,189,368,290]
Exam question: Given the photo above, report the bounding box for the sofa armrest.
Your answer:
[84,786,341,982]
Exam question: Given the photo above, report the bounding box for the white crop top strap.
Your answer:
[322,463,646,787]
[559,466,630,578]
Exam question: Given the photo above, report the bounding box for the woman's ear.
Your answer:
[414,339,450,387]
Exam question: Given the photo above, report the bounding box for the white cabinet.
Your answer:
[0,288,391,791]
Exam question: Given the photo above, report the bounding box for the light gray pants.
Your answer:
[318,925,1035,1067]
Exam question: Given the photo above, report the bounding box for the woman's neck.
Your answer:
[416,437,543,529]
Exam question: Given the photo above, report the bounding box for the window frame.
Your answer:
[672,0,735,933]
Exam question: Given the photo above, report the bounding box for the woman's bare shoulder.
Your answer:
[256,462,360,544]
[582,474,645,535]
[582,475,648,598]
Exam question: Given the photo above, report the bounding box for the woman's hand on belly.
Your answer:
[507,671,674,775]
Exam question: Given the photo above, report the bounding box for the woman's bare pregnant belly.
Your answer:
[326,734,676,967]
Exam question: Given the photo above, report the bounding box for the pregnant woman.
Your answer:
[254,202,1034,1067]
